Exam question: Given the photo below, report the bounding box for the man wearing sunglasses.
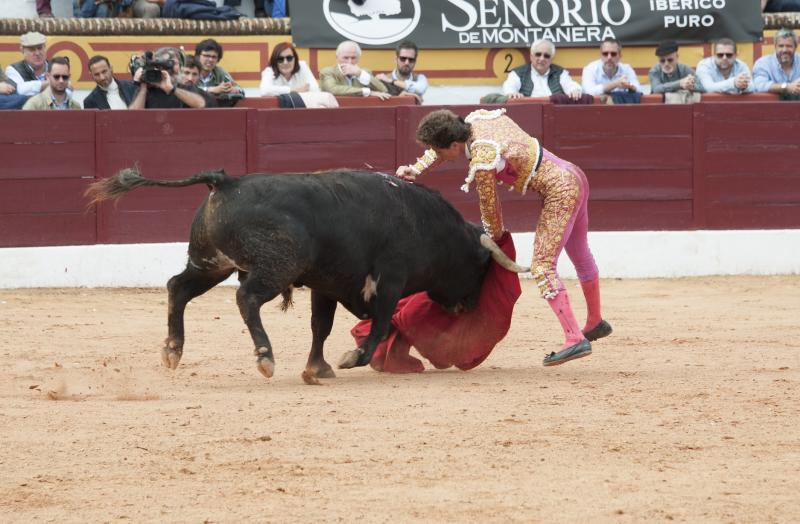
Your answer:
[695,38,753,94]
[497,39,588,104]
[581,37,641,98]
[648,40,703,103]
[376,40,428,102]
[752,28,800,100]
[22,56,80,110]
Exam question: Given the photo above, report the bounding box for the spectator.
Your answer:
[259,42,338,108]
[132,0,161,17]
[582,37,641,102]
[5,32,49,99]
[256,0,288,17]
[23,57,80,110]
[486,39,589,104]
[83,55,137,110]
[128,47,206,109]
[181,55,218,107]
[648,40,703,103]
[37,0,53,17]
[180,55,201,85]
[376,40,428,103]
[194,38,244,107]
[74,0,120,18]
[0,66,29,110]
[753,28,800,100]
[762,0,800,12]
[319,40,390,100]
[696,38,753,94]
[145,0,240,19]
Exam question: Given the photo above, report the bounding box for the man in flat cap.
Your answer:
[648,40,703,103]
[4,32,50,101]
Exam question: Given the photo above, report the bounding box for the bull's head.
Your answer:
[428,226,528,313]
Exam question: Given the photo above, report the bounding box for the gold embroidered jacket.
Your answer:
[411,108,543,239]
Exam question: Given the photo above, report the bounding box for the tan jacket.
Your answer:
[22,86,80,110]
[319,64,387,96]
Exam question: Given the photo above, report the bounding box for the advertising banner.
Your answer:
[291,0,763,49]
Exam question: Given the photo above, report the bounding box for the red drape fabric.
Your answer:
[351,232,521,373]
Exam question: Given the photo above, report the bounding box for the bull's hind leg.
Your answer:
[338,280,403,369]
[236,273,287,379]
[165,265,234,369]
[304,291,337,382]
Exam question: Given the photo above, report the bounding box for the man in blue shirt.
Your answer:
[753,28,800,100]
[695,38,753,95]
[581,38,641,100]
[376,40,428,103]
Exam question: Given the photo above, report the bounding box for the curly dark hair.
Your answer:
[195,39,224,60]
[269,42,300,80]
[415,110,472,149]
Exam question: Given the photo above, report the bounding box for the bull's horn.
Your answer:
[480,234,530,273]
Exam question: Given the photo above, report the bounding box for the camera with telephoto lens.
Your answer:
[129,51,175,85]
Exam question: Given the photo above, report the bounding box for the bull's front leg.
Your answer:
[338,279,402,369]
[164,266,233,369]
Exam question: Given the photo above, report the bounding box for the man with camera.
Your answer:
[128,47,206,109]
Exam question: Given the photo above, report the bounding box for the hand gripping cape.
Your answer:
[351,231,521,373]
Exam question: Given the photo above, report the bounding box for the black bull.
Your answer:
[85,168,528,382]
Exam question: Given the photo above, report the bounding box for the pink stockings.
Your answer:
[548,291,585,350]
[579,277,602,332]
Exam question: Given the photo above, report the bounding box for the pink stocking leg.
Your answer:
[547,291,585,350]
[580,277,602,332]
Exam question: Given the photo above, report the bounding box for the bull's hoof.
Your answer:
[161,346,183,370]
[337,349,362,369]
[307,361,336,379]
[256,356,275,379]
[301,369,322,385]
[302,363,335,384]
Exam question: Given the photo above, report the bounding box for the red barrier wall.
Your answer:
[543,105,694,230]
[95,109,248,244]
[0,111,97,247]
[695,103,800,229]
[0,103,798,248]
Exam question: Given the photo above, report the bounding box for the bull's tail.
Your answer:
[84,166,232,206]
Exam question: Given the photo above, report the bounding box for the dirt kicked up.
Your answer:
[1,276,798,523]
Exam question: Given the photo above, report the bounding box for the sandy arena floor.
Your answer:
[1,276,798,523]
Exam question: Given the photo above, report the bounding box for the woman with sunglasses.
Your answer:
[395,108,613,367]
[259,42,337,108]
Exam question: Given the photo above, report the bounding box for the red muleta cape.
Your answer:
[351,231,521,373]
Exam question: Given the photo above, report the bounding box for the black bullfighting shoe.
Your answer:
[543,339,592,367]
[583,319,613,342]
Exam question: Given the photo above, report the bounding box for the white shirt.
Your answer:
[103,79,128,110]
[4,62,47,96]
[581,59,642,96]
[502,66,581,97]
[260,60,321,96]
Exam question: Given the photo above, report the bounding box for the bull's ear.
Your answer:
[216,168,226,176]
